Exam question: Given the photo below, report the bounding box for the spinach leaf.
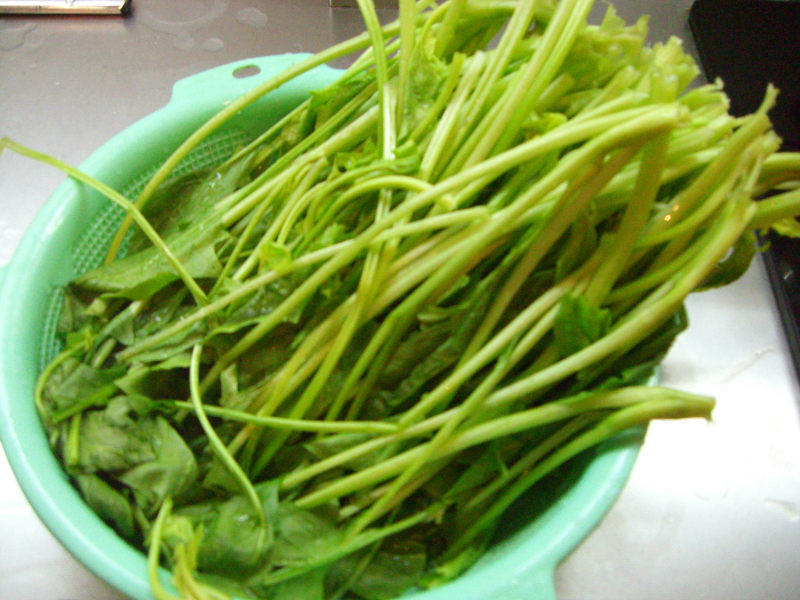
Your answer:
[698,231,757,290]
[194,496,272,575]
[244,504,343,597]
[567,306,688,393]
[76,396,158,472]
[129,154,254,253]
[400,44,448,138]
[269,503,343,568]
[553,294,612,358]
[57,288,99,337]
[75,473,136,540]
[114,359,191,399]
[333,538,428,600]
[310,70,372,127]
[73,214,226,300]
[180,481,279,576]
[73,396,198,516]
[117,416,199,514]
[40,359,125,423]
[267,568,326,600]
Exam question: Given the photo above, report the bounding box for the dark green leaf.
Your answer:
[698,231,757,290]
[212,279,296,336]
[117,416,199,514]
[75,473,136,540]
[129,154,254,253]
[266,568,326,600]
[41,359,126,423]
[442,445,507,501]
[269,503,343,568]
[553,294,612,358]
[343,538,427,600]
[76,396,157,472]
[379,321,453,389]
[73,214,226,300]
[127,328,205,366]
[57,288,98,337]
[132,286,191,340]
[193,481,279,575]
[567,306,687,393]
[113,358,191,399]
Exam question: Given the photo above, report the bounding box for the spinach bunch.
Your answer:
[10,0,800,598]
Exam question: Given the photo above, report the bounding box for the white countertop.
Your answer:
[2,2,799,599]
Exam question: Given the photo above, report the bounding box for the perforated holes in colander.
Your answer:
[38,127,251,370]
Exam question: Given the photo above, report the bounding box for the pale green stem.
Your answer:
[296,386,711,509]
[169,400,397,434]
[489,197,754,407]
[446,394,714,556]
[749,188,800,230]
[583,131,670,304]
[104,16,411,263]
[148,498,181,600]
[1,138,208,306]
[189,344,266,529]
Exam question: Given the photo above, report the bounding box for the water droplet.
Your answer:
[236,6,268,28]
[202,37,224,52]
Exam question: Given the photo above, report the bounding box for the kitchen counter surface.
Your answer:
[2,2,799,599]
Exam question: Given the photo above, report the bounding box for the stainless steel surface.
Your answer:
[0,0,130,15]
[1,2,799,599]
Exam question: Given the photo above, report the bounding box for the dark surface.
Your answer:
[690,0,800,380]
[689,0,800,150]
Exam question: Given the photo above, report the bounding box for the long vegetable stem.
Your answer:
[199,105,683,393]
[489,195,754,408]
[295,386,712,509]
[446,392,714,556]
[447,0,595,175]
[749,188,800,230]
[1,138,208,307]
[103,13,418,264]
[463,143,642,361]
[148,498,180,600]
[189,344,266,529]
[583,131,670,305]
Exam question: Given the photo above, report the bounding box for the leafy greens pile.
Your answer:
[12,0,800,598]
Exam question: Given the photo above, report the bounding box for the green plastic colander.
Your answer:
[0,54,644,600]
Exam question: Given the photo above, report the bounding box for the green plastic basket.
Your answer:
[0,54,644,600]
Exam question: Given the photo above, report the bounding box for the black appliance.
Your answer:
[689,0,800,378]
